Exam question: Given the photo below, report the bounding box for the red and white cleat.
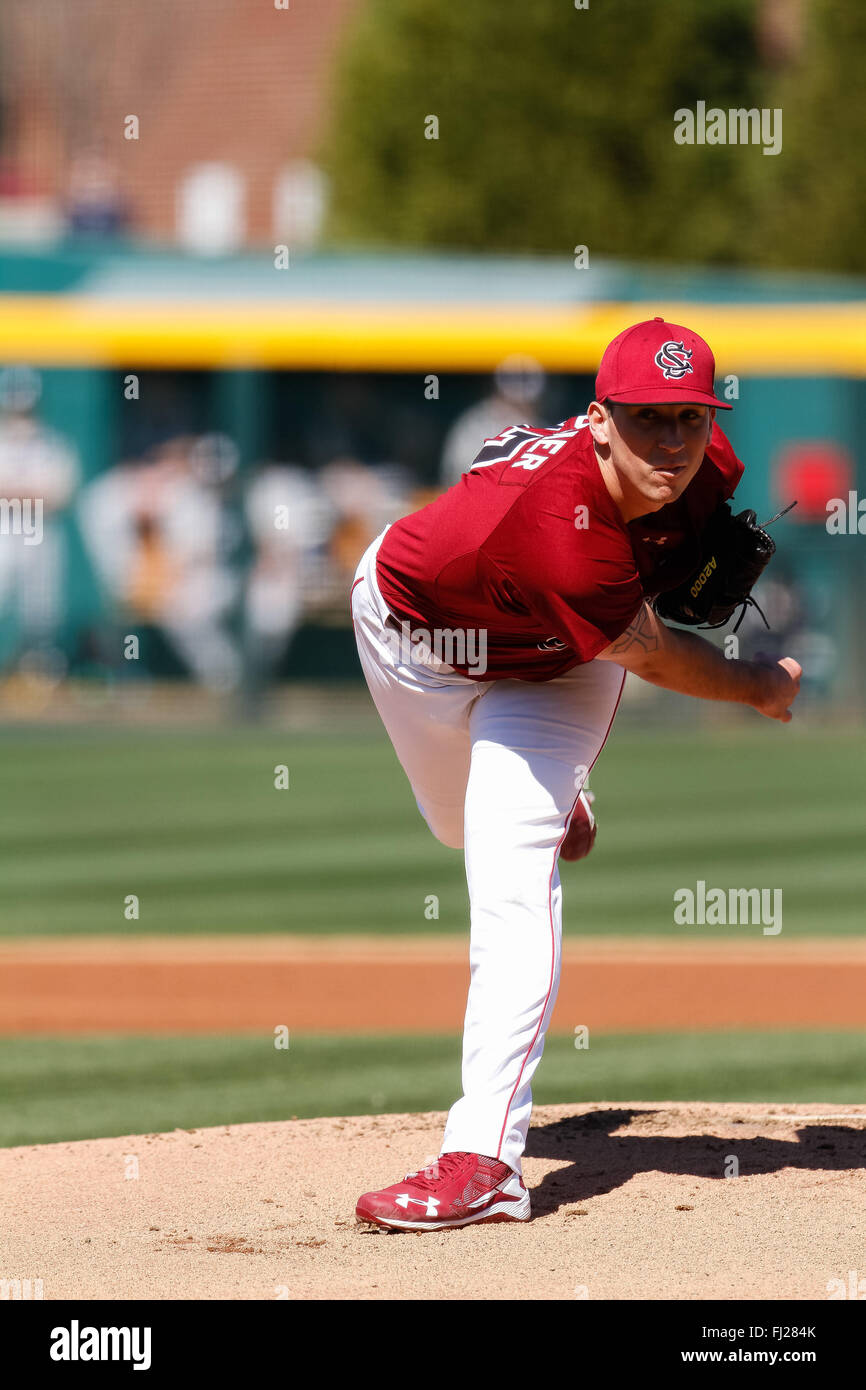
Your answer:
[355,1151,530,1231]
[560,787,597,863]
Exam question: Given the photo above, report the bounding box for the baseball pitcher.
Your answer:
[350,318,801,1231]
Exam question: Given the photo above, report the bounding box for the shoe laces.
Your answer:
[404,1151,470,1190]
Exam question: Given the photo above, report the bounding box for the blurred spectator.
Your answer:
[66,150,130,239]
[241,462,335,708]
[78,435,242,691]
[177,163,245,256]
[320,457,410,584]
[0,367,81,678]
[440,354,546,487]
[272,160,328,249]
[740,568,835,697]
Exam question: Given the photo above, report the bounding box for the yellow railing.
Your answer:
[0,296,863,372]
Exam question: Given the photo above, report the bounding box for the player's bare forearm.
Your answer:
[597,602,802,722]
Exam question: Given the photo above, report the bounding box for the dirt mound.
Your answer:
[2,1103,864,1300]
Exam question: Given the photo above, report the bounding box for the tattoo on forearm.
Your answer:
[610,605,660,655]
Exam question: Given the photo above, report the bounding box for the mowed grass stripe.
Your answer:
[1,1030,865,1148]
[0,726,862,937]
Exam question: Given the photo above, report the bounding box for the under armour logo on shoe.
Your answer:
[395,1194,441,1216]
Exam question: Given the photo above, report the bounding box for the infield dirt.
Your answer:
[3,936,866,1032]
[3,1102,864,1300]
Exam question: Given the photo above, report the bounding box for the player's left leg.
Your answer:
[440,658,626,1174]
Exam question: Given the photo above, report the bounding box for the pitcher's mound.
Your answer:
[3,1102,864,1300]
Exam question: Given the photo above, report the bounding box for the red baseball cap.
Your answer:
[595,317,731,409]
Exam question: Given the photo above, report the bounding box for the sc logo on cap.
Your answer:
[654,341,694,380]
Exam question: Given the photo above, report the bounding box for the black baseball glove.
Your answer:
[653,501,796,631]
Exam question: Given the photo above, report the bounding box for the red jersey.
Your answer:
[376,414,744,682]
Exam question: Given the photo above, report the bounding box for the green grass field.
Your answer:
[2,720,862,1147]
[2,1030,865,1148]
[0,723,863,938]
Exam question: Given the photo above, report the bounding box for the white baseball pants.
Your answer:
[351,530,625,1174]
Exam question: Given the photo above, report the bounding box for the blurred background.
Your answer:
[0,0,864,1145]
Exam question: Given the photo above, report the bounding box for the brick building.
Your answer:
[0,0,360,245]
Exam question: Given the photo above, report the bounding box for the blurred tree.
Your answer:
[322,0,762,264]
[750,0,866,273]
[322,0,863,273]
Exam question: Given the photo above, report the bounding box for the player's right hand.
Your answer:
[751,656,802,722]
